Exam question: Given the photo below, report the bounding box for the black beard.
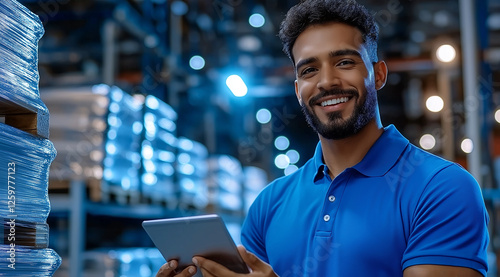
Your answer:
[300,87,377,140]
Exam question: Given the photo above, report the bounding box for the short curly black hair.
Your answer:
[279,0,379,65]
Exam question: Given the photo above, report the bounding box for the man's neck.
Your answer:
[319,120,384,179]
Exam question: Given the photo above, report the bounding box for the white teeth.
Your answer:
[321,97,349,107]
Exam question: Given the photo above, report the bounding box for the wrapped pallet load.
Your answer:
[141,95,178,207]
[42,85,144,204]
[0,0,61,275]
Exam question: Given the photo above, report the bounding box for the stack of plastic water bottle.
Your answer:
[0,0,48,115]
[176,138,209,210]
[0,0,61,275]
[141,95,178,206]
[0,125,61,275]
[102,85,144,203]
[41,84,145,204]
[207,155,243,213]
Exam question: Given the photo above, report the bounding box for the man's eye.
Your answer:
[301,67,316,76]
[338,60,355,67]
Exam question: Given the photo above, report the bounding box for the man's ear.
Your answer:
[294,80,303,105]
[373,61,388,90]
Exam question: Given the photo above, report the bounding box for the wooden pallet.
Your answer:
[0,95,49,139]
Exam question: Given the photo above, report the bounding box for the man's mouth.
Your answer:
[320,97,350,107]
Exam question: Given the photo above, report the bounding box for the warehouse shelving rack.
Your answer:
[49,187,201,277]
[49,187,245,277]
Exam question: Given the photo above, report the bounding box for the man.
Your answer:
[157,0,489,276]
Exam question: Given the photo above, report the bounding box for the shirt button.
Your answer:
[323,215,330,222]
[328,195,336,202]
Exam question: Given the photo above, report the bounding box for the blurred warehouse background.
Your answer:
[10,0,500,276]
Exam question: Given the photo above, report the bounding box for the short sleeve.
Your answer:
[402,164,489,275]
[241,193,269,263]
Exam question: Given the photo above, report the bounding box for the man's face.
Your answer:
[292,22,383,140]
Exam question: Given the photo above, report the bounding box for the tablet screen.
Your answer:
[142,214,249,275]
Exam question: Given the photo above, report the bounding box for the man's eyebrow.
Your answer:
[295,57,318,71]
[295,49,362,71]
[330,49,362,58]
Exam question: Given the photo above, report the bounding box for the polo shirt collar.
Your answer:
[313,141,327,182]
[312,124,409,182]
[353,125,409,176]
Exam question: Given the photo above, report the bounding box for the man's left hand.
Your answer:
[192,246,278,277]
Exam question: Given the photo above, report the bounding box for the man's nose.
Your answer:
[317,67,342,91]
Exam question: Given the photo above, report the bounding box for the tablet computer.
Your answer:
[142,214,249,275]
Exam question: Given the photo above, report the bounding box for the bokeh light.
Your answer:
[436,44,456,63]
[461,138,473,154]
[256,109,272,124]
[426,96,444,112]
[419,134,436,150]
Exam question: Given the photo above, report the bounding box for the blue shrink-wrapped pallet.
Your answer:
[0,123,55,224]
[0,0,62,275]
[242,166,268,213]
[102,86,143,202]
[176,137,209,210]
[207,155,243,212]
[0,122,61,274]
[40,86,110,183]
[0,245,61,275]
[141,95,178,206]
[41,85,144,204]
[0,0,49,138]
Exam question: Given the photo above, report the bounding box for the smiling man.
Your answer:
[294,23,381,143]
[156,0,489,276]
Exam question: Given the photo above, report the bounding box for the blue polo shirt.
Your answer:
[241,125,489,276]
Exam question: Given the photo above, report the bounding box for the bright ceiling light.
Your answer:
[274,154,290,169]
[286,149,300,164]
[426,96,444,112]
[495,109,500,124]
[189,55,205,70]
[461,138,473,154]
[419,134,436,150]
[436,44,456,63]
[249,13,265,28]
[226,75,248,97]
[284,164,299,176]
[274,136,290,151]
[256,109,272,124]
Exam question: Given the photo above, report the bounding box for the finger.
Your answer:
[156,260,178,277]
[200,267,216,277]
[175,266,197,277]
[238,246,259,267]
[193,256,237,276]
[237,246,271,272]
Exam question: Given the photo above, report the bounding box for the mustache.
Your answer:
[308,88,359,106]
